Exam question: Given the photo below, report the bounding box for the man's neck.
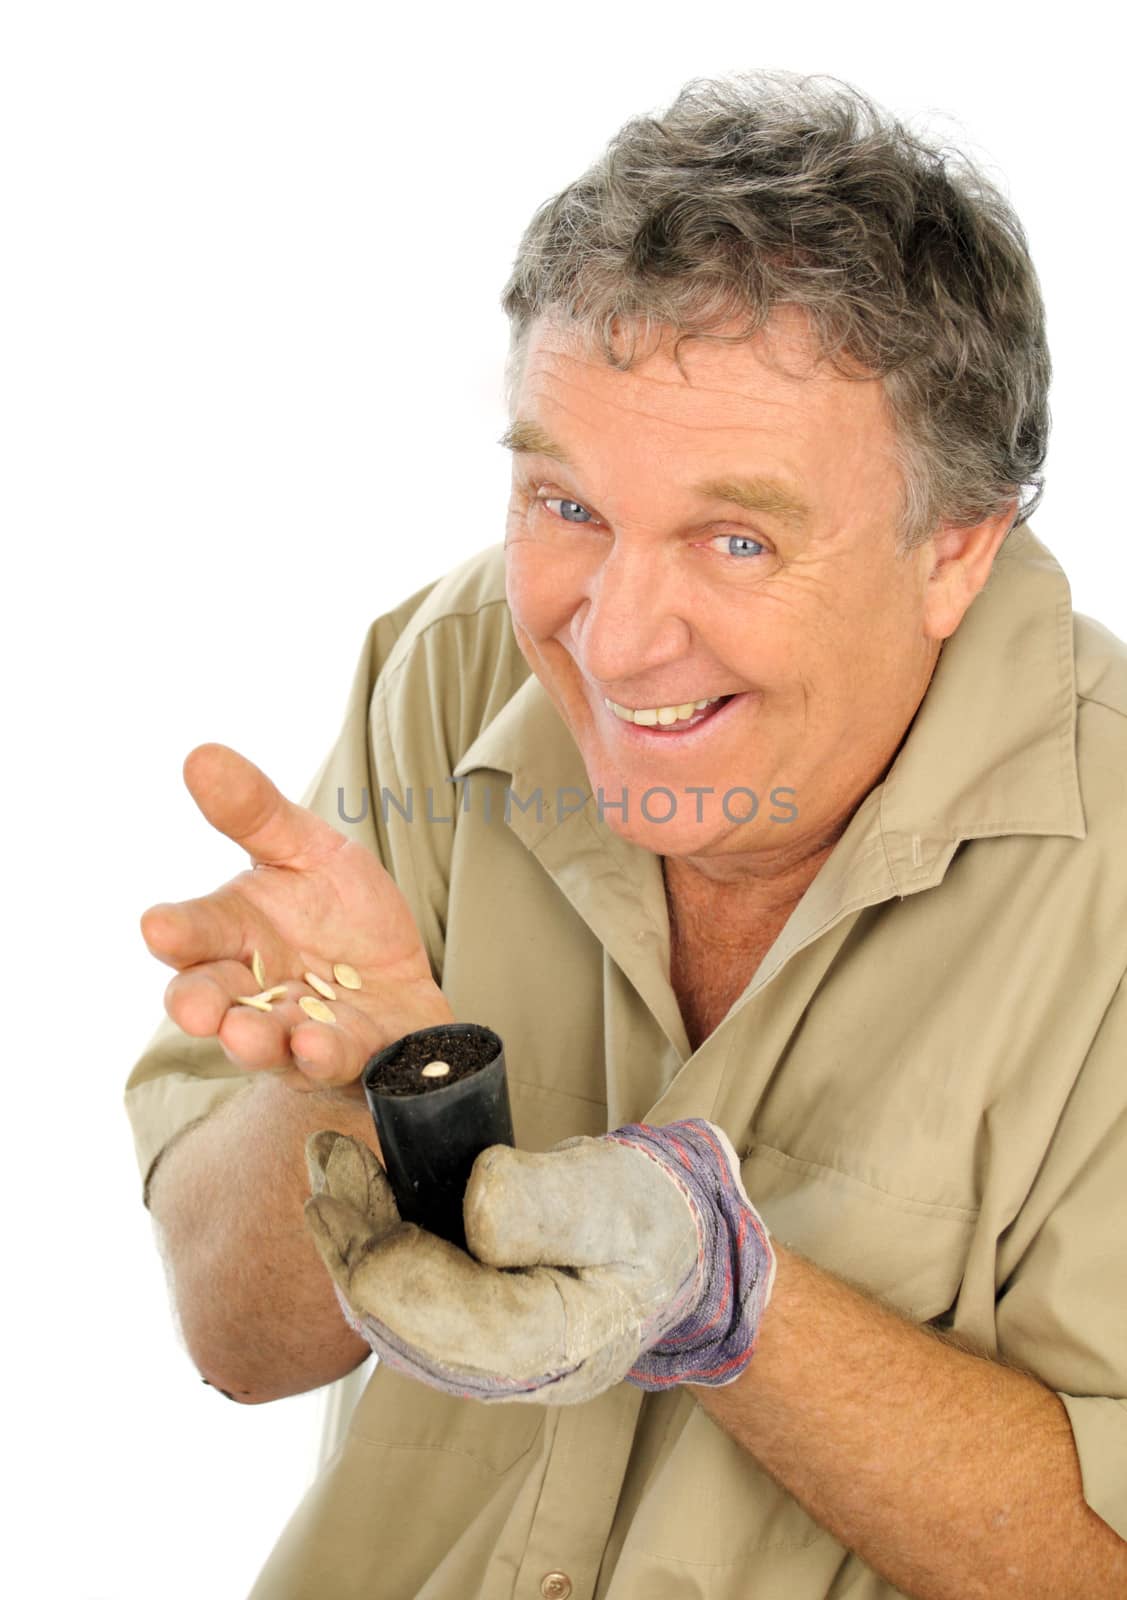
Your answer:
[661,832,839,930]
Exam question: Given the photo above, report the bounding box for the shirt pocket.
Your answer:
[743,1142,980,1321]
[347,1361,548,1477]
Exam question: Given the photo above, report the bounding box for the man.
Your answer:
[127,70,1127,1597]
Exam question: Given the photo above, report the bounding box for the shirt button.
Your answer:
[540,1574,572,1600]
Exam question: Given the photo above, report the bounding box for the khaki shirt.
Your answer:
[125,523,1127,1599]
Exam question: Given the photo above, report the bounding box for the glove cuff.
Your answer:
[604,1118,776,1391]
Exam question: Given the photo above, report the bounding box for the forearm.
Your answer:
[148,1072,377,1403]
[691,1244,1127,1600]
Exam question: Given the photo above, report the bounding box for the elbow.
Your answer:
[199,1373,264,1405]
[183,1309,373,1405]
[195,1348,370,1406]
[181,1315,279,1404]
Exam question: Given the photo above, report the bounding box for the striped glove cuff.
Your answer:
[604,1118,777,1390]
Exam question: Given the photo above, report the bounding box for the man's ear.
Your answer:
[922,502,1018,642]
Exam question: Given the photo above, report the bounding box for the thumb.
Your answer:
[464,1139,675,1269]
[305,1194,377,1281]
[182,743,343,870]
[305,1131,398,1227]
[303,1136,403,1280]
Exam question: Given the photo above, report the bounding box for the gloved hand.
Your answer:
[303,1118,776,1406]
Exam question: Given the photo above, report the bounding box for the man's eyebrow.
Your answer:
[497,420,574,467]
[499,422,812,529]
[692,476,813,529]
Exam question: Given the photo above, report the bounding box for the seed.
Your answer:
[304,971,337,1001]
[299,995,336,1025]
[260,985,290,1002]
[420,1060,451,1078]
[333,963,362,990]
[251,950,267,989]
[236,993,273,1012]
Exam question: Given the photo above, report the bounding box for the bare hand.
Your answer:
[140,743,453,1093]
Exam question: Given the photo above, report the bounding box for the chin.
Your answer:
[590,808,738,858]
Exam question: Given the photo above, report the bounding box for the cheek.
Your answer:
[504,541,588,642]
[819,591,928,708]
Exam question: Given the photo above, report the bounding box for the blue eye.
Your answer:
[722,535,765,558]
[542,498,593,524]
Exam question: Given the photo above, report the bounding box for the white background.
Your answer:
[4,3,1125,1596]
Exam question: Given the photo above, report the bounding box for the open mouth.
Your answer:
[605,692,742,736]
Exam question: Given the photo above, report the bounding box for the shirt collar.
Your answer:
[877,521,1085,887]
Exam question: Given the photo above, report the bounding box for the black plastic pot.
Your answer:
[361,1022,514,1250]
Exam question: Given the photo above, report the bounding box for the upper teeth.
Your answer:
[604,696,721,726]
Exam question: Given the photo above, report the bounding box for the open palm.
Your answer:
[140,743,452,1092]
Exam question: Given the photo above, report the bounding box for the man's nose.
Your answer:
[572,541,692,688]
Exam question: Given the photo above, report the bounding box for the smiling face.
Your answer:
[502,310,969,879]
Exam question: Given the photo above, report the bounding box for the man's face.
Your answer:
[503,311,944,871]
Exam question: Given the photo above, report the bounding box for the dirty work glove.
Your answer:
[303,1118,776,1407]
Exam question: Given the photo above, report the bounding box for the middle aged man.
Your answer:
[127,72,1127,1599]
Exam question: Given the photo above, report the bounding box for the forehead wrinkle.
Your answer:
[519,357,811,440]
[523,327,842,406]
[523,350,811,411]
[519,381,800,447]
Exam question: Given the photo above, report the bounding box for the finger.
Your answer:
[217,1003,301,1070]
[158,963,295,1069]
[464,1140,693,1270]
[182,743,344,870]
[161,960,263,1035]
[304,1194,380,1276]
[169,971,335,1073]
[141,888,261,972]
[217,986,376,1077]
[286,1000,377,1088]
[161,954,376,1082]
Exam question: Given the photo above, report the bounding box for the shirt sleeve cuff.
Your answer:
[126,1070,249,1209]
[1058,1391,1127,1541]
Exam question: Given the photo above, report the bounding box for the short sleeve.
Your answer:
[123,579,439,1208]
[994,973,1127,1539]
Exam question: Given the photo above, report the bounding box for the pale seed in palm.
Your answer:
[236,993,273,1012]
[299,995,336,1025]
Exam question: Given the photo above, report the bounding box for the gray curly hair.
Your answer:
[500,71,1050,550]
